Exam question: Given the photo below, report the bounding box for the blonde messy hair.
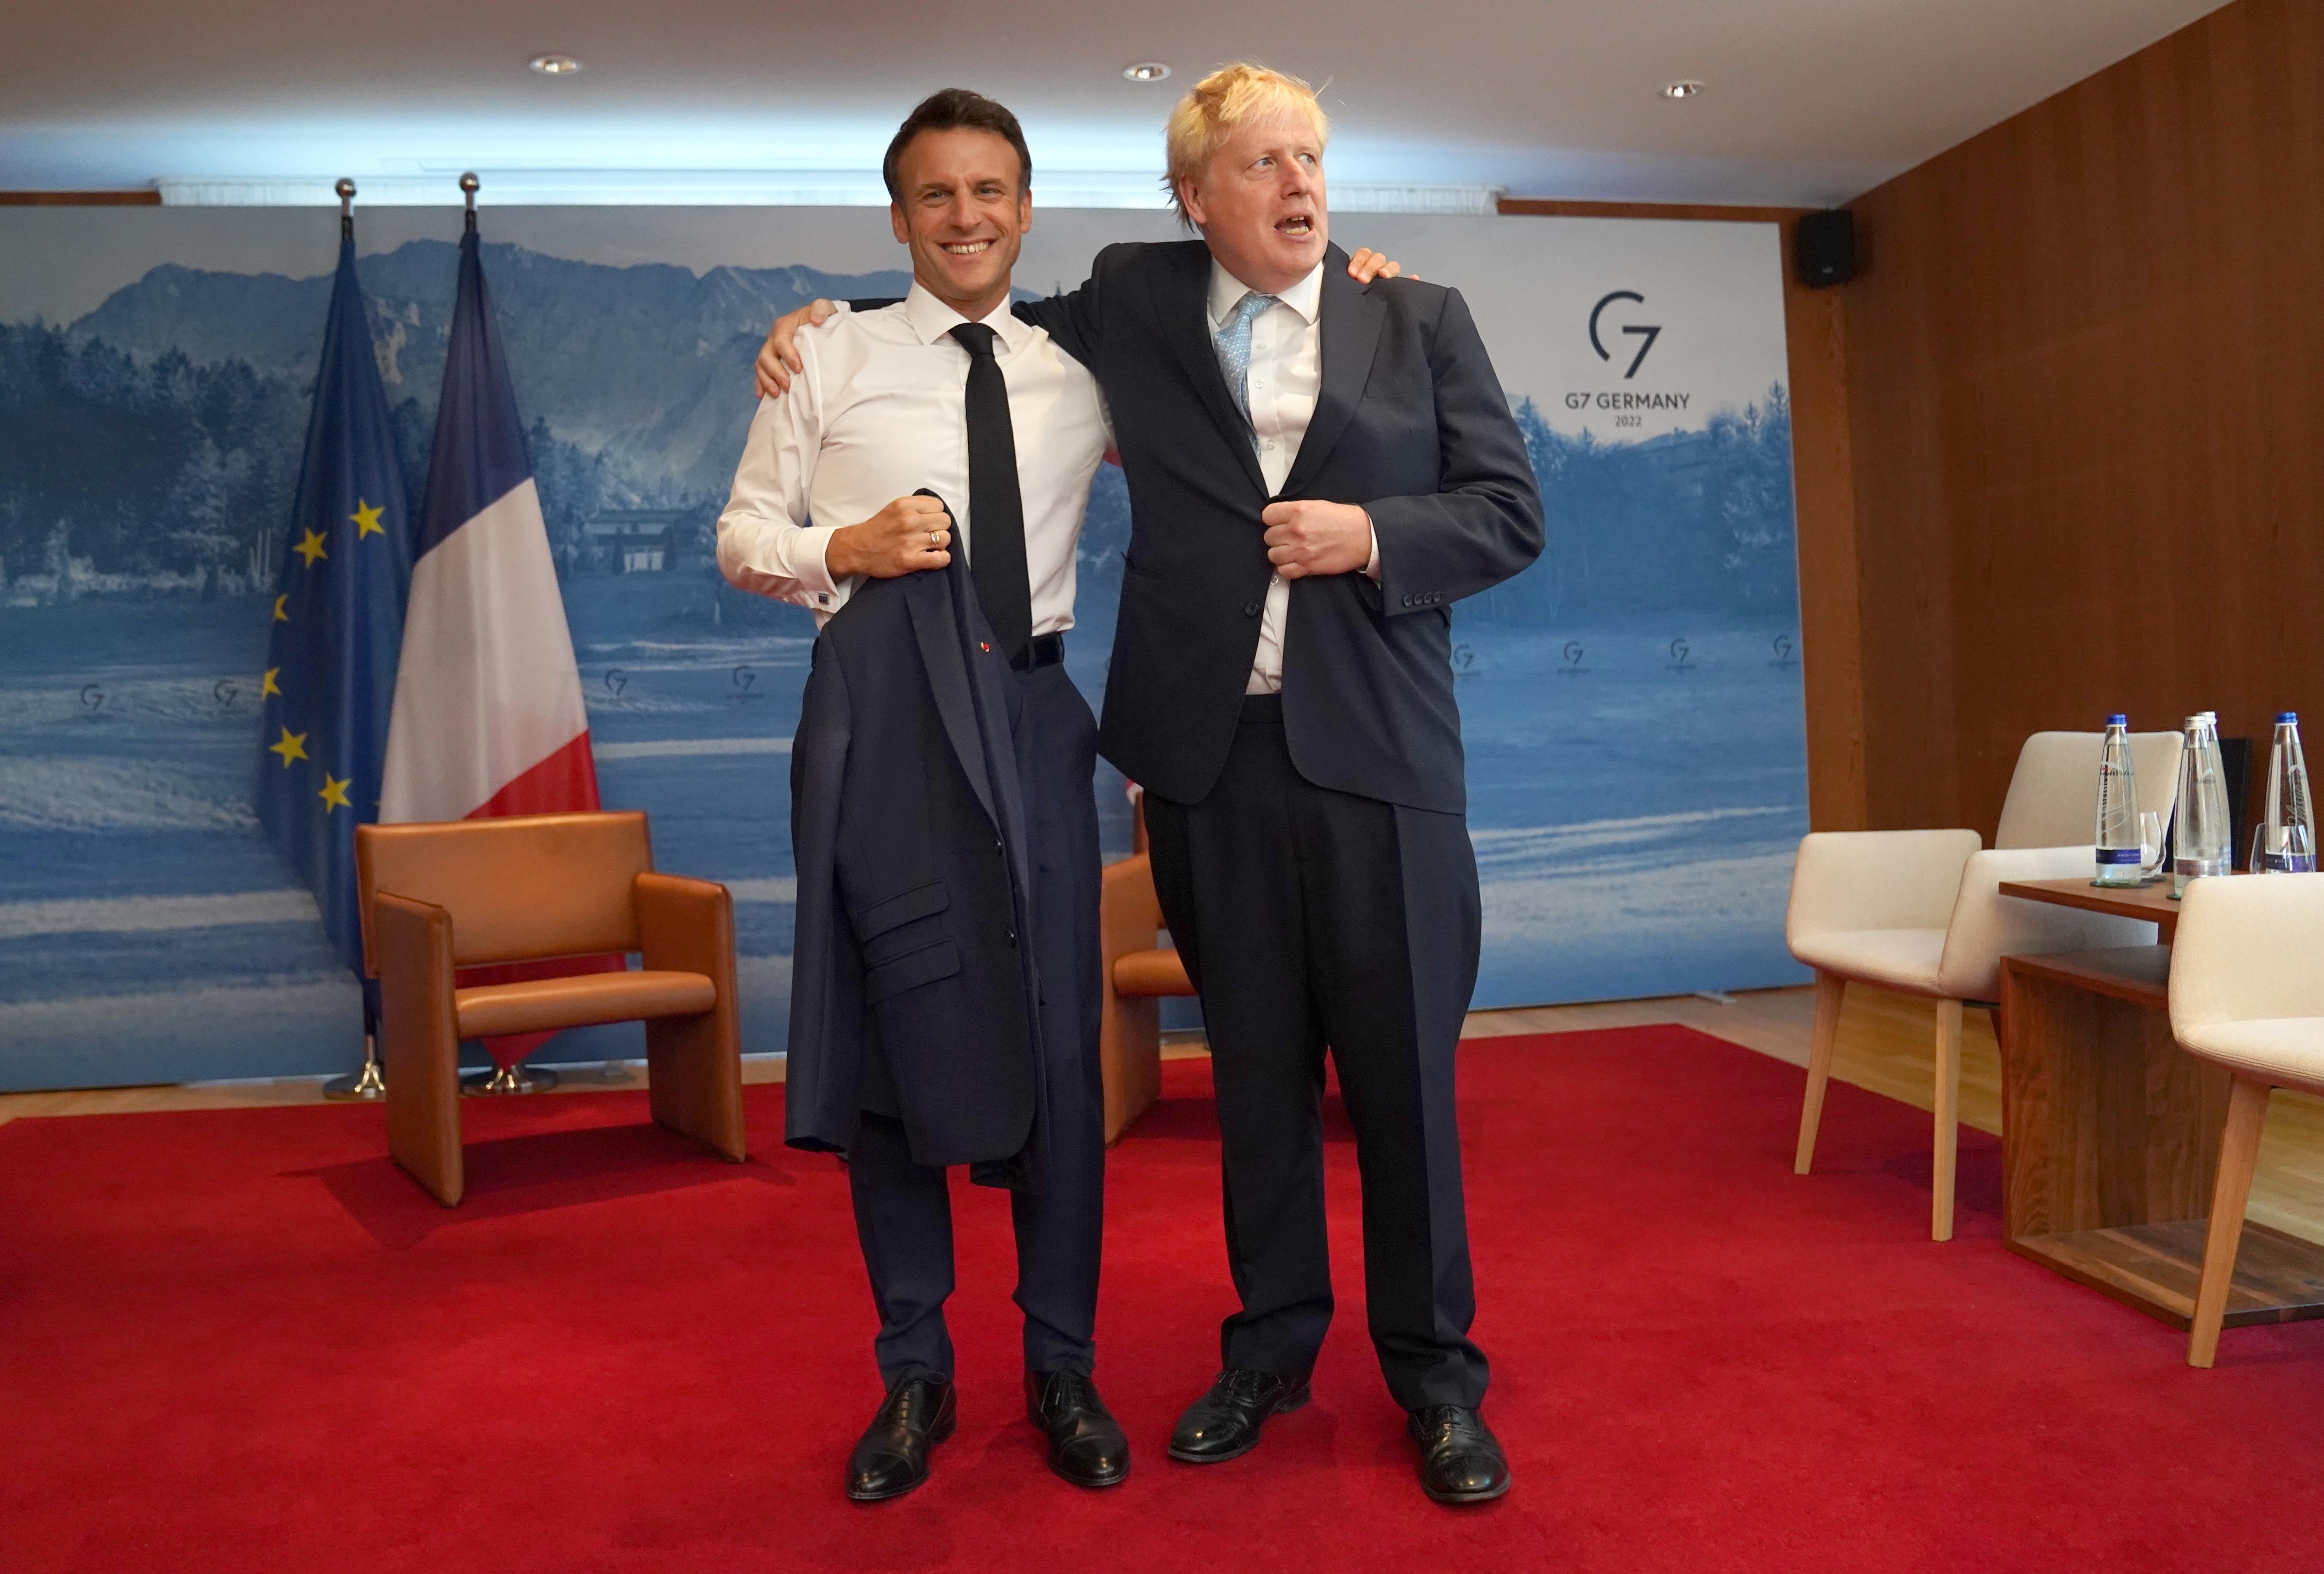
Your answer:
[1165,63,1330,224]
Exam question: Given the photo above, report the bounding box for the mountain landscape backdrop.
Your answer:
[0,238,1795,628]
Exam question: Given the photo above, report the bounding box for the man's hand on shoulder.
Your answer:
[1262,500,1373,580]
[754,299,841,399]
[1346,247,1417,285]
[827,495,952,580]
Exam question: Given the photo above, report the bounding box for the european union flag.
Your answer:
[254,219,414,976]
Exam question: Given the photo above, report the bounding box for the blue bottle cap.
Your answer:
[2106,713,2128,726]
[2280,712,2299,724]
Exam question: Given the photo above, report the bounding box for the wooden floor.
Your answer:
[9,985,2320,1244]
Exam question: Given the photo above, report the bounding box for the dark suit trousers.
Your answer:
[846,661,1107,1385]
[1145,694,1489,1410]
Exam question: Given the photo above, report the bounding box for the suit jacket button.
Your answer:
[1243,601,1261,617]
[1401,595,1414,607]
[1006,929,1018,948]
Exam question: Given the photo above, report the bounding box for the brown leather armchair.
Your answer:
[1098,794,1196,1143]
[354,810,747,1206]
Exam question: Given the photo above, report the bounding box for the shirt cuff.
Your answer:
[1362,512,1381,581]
[795,523,845,601]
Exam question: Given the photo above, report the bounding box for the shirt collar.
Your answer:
[1206,258,1326,328]
[903,280,1034,353]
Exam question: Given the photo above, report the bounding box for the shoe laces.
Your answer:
[1409,1405,1469,1443]
[1040,1369,1098,1413]
[885,1379,944,1426]
[1215,1368,1283,1404]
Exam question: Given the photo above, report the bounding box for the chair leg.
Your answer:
[1930,998,1963,1241]
[2189,1075,2272,1368]
[1794,971,1846,1175]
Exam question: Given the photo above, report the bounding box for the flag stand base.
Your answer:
[323,1036,387,1101]
[462,1063,558,1096]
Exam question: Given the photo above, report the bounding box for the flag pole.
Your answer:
[444,168,561,1098]
[325,988,388,1100]
[319,173,389,1104]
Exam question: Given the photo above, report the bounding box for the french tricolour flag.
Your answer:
[380,215,616,1067]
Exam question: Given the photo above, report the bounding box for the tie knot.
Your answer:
[1227,292,1276,330]
[949,322,1000,359]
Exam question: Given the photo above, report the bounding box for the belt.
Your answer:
[1011,633,1065,672]
[1239,692,1285,722]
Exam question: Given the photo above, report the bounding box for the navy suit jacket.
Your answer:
[1018,241,1545,812]
[785,525,1049,1184]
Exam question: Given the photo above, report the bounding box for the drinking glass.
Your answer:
[2139,810,2168,882]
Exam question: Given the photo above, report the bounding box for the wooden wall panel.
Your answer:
[1498,199,1868,829]
[1841,0,2324,836]
[0,191,160,204]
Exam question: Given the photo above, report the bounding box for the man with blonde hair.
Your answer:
[756,64,1541,1503]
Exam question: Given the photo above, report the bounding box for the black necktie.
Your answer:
[948,322,1033,666]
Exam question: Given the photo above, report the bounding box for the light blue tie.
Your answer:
[1212,290,1277,424]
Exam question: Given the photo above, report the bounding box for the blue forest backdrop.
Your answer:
[0,212,1809,1090]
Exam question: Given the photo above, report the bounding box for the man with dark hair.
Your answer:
[880,87,1033,204]
[719,87,1129,1502]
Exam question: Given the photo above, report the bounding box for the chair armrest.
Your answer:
[2172,874,2324,1034]
[372,890,464,1205]
[1936,845,2159,1002]
[1101,854,1166,975]
[1786,829,1982,946]
[374,891,458,1013]
[634,873,736,988]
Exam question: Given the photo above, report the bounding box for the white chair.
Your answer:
[2169,873,2324,1367]
[1787,730,2182,1240]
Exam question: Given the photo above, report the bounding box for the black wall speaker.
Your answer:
[1795,208,1856,287]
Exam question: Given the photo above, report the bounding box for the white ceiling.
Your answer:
[0,0,2232,207]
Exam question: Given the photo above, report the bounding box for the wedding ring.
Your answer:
[928,530,940,549]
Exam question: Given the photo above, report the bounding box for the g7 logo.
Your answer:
[1589,290,1661,380]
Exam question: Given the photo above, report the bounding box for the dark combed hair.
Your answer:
[881,88,1033,203]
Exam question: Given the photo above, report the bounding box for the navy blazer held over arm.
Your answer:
[785,519,1052,1184]
[1019,240,1546,813]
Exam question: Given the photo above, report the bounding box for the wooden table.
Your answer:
[1996,880,2324,1331]
[1997,875,2186,940]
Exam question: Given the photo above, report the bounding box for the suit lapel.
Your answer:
[1150,245,1269,496]
[903,566,1000,829]
[1282,256,1385,498]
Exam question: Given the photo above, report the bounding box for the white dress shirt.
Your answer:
[718,283,1111,635]
[1208,260,1377,695]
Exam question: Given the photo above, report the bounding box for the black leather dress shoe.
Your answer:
[1407,1405,1510,1504]
[1024,1369,1131,1488]
[844,1377,956,1502]
[1167,1368,1311,1463]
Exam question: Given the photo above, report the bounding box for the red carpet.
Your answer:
[4,1026,2321,1573]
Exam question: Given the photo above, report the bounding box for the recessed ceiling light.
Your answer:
[1122,62,1172,83]
[530,54,583,76]
[1662,80,1704,99]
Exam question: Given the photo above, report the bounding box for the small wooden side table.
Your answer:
[1994,881,2324,1331]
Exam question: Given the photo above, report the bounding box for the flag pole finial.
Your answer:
[335,177,355,240]
[460,172,479,233]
